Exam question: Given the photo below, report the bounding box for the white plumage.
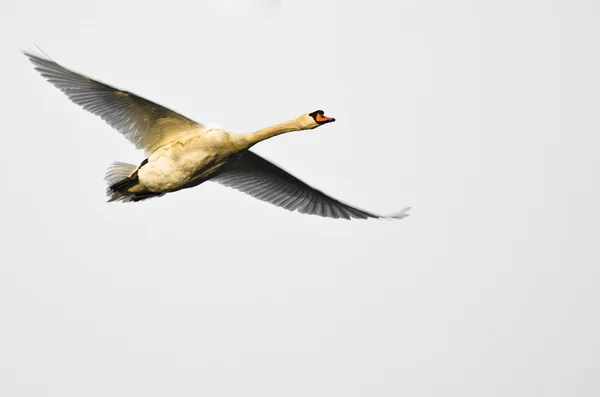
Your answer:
[25,51,410,220]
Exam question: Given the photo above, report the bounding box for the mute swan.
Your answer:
[24,51,410,220]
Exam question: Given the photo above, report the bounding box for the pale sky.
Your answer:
[1,0,600,396]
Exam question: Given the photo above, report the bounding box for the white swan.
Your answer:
[24,51,410,220]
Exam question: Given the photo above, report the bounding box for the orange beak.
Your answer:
[316,113,335,123]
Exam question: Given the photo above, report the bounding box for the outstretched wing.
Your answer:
[24,51,204,153]
[212,151,410,220]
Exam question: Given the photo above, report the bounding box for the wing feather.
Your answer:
[24,51,203,153]
[212,151,410,220]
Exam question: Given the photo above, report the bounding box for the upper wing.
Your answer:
[24,51,203,153]
[212,151,410,220]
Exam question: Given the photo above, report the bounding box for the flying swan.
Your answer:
[24,51,410,220]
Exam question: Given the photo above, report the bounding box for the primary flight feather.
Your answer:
[24,51,410,220]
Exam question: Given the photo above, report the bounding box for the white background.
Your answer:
[1,0,599,396]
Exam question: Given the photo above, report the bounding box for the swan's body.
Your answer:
[25,51,410,220]
[140,128,238,193]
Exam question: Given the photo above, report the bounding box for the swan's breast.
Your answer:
[139,129,237,192]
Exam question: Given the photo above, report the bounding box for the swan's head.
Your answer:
[298,110,336,129]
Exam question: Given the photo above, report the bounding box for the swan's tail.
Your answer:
[105,161,161,202]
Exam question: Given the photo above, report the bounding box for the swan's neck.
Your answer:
[230,119,303,151]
